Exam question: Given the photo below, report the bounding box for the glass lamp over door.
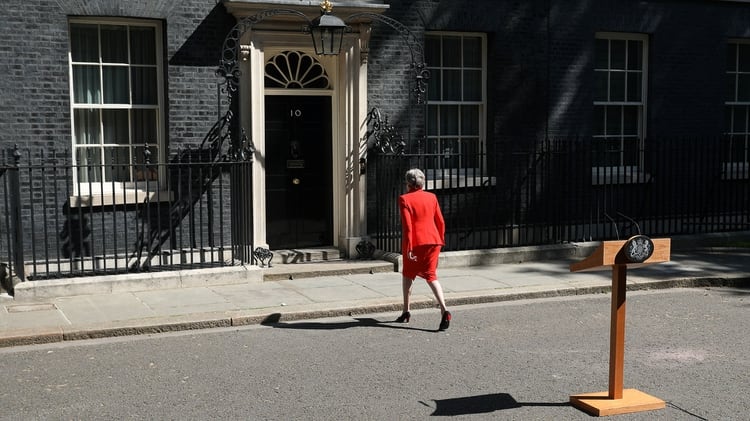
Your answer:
[309,0,346,55]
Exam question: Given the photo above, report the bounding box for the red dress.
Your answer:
[399,187,445,282]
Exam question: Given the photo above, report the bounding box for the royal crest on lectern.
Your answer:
[624,235,654,263]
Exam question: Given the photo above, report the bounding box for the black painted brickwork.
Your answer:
[3,1,750,256]
[0,0,235,152]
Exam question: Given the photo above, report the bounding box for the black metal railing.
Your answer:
[0,146,249,282]
[369,136,750,253]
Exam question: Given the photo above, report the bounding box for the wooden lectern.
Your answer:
[569,235,671,416]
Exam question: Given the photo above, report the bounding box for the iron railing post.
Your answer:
[8,145,25,281]
[230,129,254,265]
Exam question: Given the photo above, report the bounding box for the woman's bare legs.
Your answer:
[402,276,414,312]
[429,280,451,330]
[427,280,448,313]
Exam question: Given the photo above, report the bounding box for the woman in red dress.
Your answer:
[396,168,451,330]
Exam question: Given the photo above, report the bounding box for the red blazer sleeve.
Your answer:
[399,195,413,253]
[434,198,445,244]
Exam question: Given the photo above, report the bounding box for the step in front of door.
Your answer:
[272,247,343,264]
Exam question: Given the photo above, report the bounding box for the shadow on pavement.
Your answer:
[260,313,437,332]
[423,393,568,416]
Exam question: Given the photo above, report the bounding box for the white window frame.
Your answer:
[592,32,649,185]
[68,17,168,204]
[424,32,493,190]
[724,39,750,180]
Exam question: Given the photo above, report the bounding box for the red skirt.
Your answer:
[402,245,441,282]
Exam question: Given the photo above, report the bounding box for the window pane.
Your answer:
[594,71,608,101]
[463,36,481,67]
[594,72,609,101]
[622,106,639,135]
[461,105,479,135]
[442,36,461,67]
[103,147,132,182]
[732,106,747,133]
[610,40,626,70]
[623,137,639,166]
[463,69,482,101]
[724,106,733,133]
[130,27,156,65]
[69,20,162,184]
[609,72,625,101]
[727,43,738,72]
[727,73,737,102]
[593,35,647,168]
[103,66,129,103]
[132,109,158,145]
[424,33,485,173]
[427,105,438,136]
[74,109,101,145]
[593,106,605,135]
[739,44,750,72]
[626,72,641,101]
[627,40,642,70]
[101,25,128,63]
[441,138,459,168]
[460,138,479,167]
[73,65,101,104]
[606,106,621,136]
[730,136,747,162]
[76,147,102,183]
[440,105,459,135]
[425,36,441,67]
[738,73,750,102]
[595,39,609,69]
[70,24,99,62]
[132,67,157,104]
[428,69,441,101]
[443,69,461,101]
[102,110,129,145]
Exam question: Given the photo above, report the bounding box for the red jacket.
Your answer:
[399,188,445,253]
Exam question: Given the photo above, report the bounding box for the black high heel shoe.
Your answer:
[438,311,451,331]
[395,311,411,323]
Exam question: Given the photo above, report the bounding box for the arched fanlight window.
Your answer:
[264,51,331,89]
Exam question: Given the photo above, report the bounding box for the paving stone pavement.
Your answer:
[1,234,749,348]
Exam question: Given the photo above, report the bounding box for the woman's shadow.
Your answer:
[260,313,437,332]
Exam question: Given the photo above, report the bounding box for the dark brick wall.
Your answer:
[4,0,750,164]
[368,0,750,143]
[366,0,750,243]
[5,0,750,168]
[4,0,750,256]
[0,1,237,266]
[0,0,235,153]
[0,2,70,150]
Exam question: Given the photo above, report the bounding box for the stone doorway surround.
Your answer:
[222,1,389,258]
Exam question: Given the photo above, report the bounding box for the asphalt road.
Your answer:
[0,287,747,420]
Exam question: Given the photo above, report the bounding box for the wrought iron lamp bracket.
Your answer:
[217,9,313,104]
[343,12,430,105]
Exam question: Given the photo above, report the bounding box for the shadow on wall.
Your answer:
[170,3,237,67]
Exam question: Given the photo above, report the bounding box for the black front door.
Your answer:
[265,95,333,249]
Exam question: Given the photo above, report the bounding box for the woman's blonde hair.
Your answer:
[405,168,425,189]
